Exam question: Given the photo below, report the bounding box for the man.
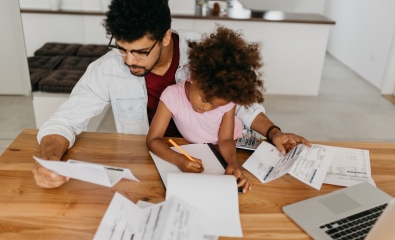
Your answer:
[32,0,311,188]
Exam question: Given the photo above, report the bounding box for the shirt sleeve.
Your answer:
[219,102,236,113]
[159,86,178,114]
[235,103,266,129]
[37,60,110,149]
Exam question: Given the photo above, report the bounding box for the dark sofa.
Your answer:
[28,43,109,93]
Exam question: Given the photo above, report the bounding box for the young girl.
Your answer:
[146,26,264,193]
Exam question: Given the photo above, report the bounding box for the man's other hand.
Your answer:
[32,158,69,188]
[271,132,312,155]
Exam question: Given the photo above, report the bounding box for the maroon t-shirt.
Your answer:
[145,33,182,137]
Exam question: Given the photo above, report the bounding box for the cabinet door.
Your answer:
[0,0,31,95]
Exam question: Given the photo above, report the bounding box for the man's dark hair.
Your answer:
[188,25,265,106]
[103,0,171,42]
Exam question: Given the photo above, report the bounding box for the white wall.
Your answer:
[324,0,395,90]
[169,0,195,15]
[0,0,31,95]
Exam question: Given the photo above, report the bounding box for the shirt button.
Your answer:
[178,66,181,69]
[129,107,133,110]
[178,79,181,82]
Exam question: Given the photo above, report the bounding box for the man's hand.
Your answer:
[32,134,70,188]
[32,158,69,188]
[249,113,312,155]
[271,131,312,155]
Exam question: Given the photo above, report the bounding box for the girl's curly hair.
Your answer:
[187,25,265,106]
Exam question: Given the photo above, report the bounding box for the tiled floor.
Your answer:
[1,54,394,155]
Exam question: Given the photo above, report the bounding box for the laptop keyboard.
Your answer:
[319,203,387,240]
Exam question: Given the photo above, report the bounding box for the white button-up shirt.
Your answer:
[37,29,265,148]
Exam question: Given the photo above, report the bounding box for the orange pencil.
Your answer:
[168,139,196,162]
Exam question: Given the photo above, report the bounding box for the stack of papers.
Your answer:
[33,156,139,187]
[94,193,205,240]
[242,142,336,190]
[242,142,375,189]
[94,173,243,239]
[324,147,375,187]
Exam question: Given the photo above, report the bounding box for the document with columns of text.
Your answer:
[243,142,337,190]
[94,192,205,240]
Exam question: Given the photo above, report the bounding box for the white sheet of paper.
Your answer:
[149,143,225,188]
[136,201,219,240]
[242,142,336,190]
[94,192,205,240]
[289,145,337,190]
[240,141,282,182]
[33,156,139,187]
[265,144,307,182]
[324,147,376,187]
[166,173,242,237]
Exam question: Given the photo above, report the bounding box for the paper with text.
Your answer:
[289,145,337,189]
[33,156,139,187]
[136,200,219,240]
[94,192,205,240]
[324,147,375,186]
[166,173,242,237]
[242,142,336,190]
[149,144,225,188]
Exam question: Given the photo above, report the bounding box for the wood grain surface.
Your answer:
[0,129,394,240]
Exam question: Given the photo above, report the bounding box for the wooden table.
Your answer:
[0,129,394,239]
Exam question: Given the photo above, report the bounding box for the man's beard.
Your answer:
[126,46,162,77]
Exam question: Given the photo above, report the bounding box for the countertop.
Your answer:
[20,8,335,25]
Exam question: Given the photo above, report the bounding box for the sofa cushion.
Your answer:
[30,69,50,91]
[58,56,98,71]
[76,44,110,57]
[34,43,82,56]
[28,56,64,70]
[38,70,84,93]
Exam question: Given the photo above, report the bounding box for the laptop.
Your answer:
[283,182,394,240]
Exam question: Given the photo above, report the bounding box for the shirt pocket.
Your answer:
[117,98,145,126]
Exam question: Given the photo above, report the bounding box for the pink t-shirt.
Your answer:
[160,80,242,144]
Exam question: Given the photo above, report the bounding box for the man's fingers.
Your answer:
[39,178,67,188]
[300,137,312,146]
[36,164,63,179]
[288,137,297,145]
[275,142,286,156]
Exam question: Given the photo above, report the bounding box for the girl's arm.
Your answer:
[218,105,252,193]
[146,101,204,173]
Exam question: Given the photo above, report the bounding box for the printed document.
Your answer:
[33,156,139,187]
[166,173,243,237]
[324,147,375,187]
[94,192,205,240]
[136,200,219,240]
[242,142,337,190]
[149,143,225,188]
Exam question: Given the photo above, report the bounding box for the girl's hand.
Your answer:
[225,163,252,193]
[175,156,204,173]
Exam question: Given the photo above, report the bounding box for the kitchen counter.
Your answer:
[21,9,335,25]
